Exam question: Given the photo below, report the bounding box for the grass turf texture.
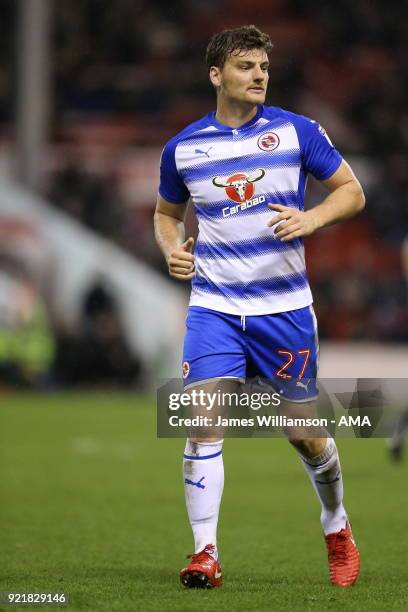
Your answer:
[1,392,407,611]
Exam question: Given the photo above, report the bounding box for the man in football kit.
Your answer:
[154,26,365,588]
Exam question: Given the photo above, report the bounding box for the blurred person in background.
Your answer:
[52,279,143,388]
[388,235,408,461]
[155,25,365,589]
[0,255,55,388]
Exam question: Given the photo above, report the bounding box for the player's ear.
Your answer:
[209,66,221,88]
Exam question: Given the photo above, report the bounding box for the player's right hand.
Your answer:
[167,237,195,281]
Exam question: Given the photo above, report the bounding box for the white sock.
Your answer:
[183,439,224,558]
[299,437,347,535]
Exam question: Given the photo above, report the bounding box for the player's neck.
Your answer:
[215,99,259,128]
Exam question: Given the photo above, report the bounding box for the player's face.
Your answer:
[211,48,269,106]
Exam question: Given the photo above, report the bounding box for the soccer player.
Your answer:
[154,25,365,588]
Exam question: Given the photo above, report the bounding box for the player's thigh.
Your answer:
[182,306,246,386]
[185,378,243,442]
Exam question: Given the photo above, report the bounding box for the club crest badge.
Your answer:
[182,361,190,379]
[257,132,280,151]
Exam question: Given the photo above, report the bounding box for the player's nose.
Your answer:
[252,65,265,82]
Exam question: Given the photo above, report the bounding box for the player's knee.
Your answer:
[287,436,326,457]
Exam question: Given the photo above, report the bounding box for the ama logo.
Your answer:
[257,132,280,151]
[212,168,265,203]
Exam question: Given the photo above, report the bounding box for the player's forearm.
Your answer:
[309,180,365,231]
[154,211,185,262]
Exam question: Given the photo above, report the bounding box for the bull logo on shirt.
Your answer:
[212,168,265,203]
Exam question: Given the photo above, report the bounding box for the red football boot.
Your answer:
[325,522,360,586]
[180,544,223,588]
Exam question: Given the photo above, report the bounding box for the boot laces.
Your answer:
[328,533,349,567]
[187,544,216,561]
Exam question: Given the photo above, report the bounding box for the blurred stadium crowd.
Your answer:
[0,0,406,387]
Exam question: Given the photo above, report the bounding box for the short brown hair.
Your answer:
[206,25,273,70]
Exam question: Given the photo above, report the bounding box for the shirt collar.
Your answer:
[207,104,264,131]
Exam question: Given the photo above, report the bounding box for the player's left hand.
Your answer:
[267,204,318,241]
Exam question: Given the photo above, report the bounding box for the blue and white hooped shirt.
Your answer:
[159,104,342,316]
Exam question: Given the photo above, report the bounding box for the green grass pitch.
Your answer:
[1,392,408,611]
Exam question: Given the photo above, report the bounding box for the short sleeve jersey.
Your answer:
[159,104,342,315]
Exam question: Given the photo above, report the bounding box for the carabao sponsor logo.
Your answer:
[222,194,266,218]
[212,168,265,204]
